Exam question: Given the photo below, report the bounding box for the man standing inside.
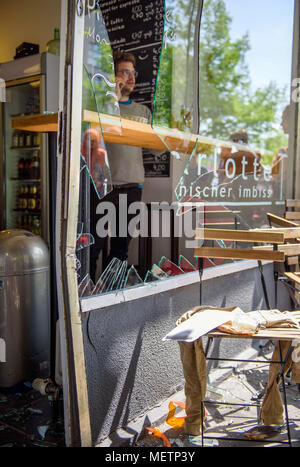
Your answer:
[89,51,152,284]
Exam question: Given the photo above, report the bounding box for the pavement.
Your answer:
[97,343,300,448]
[1,343,300,448]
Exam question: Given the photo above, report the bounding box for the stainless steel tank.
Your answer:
[0,229,50,388]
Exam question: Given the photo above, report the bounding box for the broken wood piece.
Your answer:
[284,272,300,285]
[267,212,299,228]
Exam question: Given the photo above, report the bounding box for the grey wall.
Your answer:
[82,262,291,445]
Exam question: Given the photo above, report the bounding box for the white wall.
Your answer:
[0,0,61,64]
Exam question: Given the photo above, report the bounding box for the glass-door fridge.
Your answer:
[0,52,59,245]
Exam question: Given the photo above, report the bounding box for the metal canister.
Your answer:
[0,230,50,387]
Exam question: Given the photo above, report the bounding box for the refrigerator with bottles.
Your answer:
[0,52,59,245]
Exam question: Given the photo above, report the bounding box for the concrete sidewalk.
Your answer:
[97,345,300,448]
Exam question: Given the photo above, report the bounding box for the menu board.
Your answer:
[143,150,170,178]
[100,0,165,110]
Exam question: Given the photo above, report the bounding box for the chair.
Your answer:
[191,226,299,446]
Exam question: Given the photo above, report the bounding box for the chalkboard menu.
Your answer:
[143,150,170,178]
[100,0,165,111]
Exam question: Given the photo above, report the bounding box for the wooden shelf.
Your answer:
[11,111,195,151]
[12,113,58,133]
[11,110,235,153]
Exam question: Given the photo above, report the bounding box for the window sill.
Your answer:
[80,259,269,313]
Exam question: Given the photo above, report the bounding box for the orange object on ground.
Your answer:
[166,401,186,428]
[144,427,171,447]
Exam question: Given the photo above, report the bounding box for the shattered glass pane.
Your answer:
[92,258,121,295]
[104,260,127,293]
[123,265,144,289]
[144,270,160,283]
[81,66,112,200]
[158,256,184,276]
[78,274,95,298]
[113,261,128,291]
[151,264,168,279]
[76,233,95,251]
[178,255,196,273]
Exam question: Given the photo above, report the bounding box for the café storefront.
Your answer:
[1,0,300,447]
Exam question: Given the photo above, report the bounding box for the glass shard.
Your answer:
[144,270,160,283]
[78,274,95,298]
[151,264,168,279]
[178,255,196,273]
[113,261,128,291]
[92,257,121,295]
[123,265,144,289]
[158,256,184,276]
[76,233,95,251]
[81,66,113,200]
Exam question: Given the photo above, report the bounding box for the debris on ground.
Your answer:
[0,382,65,447]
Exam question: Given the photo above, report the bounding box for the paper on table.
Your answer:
[162,309,232,343]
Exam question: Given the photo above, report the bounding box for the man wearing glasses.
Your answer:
[89,51,152,283]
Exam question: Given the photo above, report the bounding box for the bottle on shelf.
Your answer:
[25,132,33,147]
[28,184,38,211]
[24,158,30,179]
[17,185,26,210]
[12,130,19,148]
[18,131,25,148]
[32,216,41,236]
[46,28,60,55]
[30,151,40,179]
[18,157,25,178]
[23,185,29,210]
[33,133,40,147]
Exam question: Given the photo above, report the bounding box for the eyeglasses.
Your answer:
[118,69,138,78]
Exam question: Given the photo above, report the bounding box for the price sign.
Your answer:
[143,151,170,178]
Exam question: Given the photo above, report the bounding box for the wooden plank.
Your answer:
[194,246,285,262]
[267,212,299,227]
[287,256,300,266]
[195,228,284,243]
[286,199,300,208]
[285,211,300,220]
[285,272,300,285]
[249,227,300,240]
[252,243,300,256]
